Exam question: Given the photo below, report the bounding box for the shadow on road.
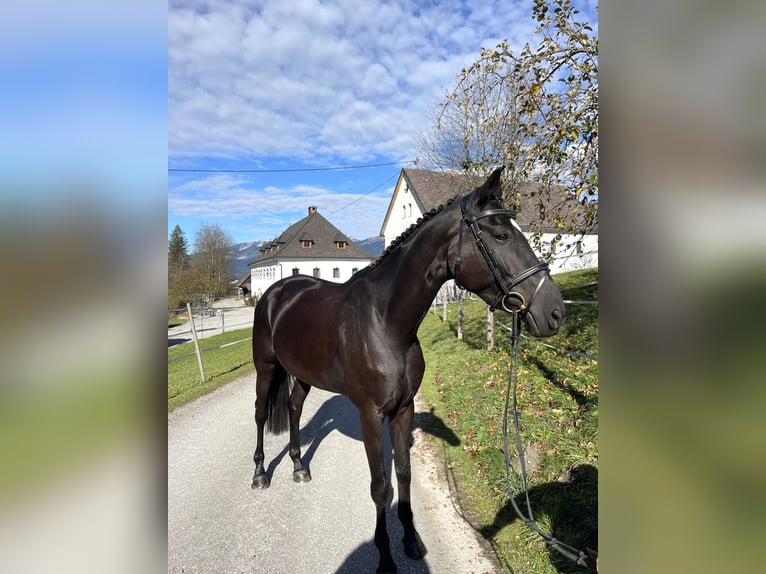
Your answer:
[256,393,461,573]
[265,394,363,480]
[263,394,461,482]
[334,536,432,574]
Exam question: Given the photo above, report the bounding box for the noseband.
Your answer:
[454,195,549,314]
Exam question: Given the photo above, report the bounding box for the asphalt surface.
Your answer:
[168,371,499,574]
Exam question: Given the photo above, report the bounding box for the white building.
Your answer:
[379,168,598,275]
[249,206,374,297]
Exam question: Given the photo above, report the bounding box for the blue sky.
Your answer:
[169,0,598,245]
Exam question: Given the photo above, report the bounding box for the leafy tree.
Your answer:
[418,0,597,346]
[168,266,209,310]
[168,224,189,279]
[192,222,234,300]
[419,0,598,244]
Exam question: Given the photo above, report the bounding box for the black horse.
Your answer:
[251,167,565,573]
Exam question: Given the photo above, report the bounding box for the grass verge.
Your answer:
[168,328,254,411]
[416,267,598,573]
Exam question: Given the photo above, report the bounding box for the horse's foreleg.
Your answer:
[389,401,426,560]
[289,378,311,483]
[360,408,396,574]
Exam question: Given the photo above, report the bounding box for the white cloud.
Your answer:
[168,172,394,239]
[168,0,598,242]
[169,0,542,162]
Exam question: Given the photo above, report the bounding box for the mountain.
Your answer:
[228,236,384,279]
[354,236,384,258]
[228,241,267,279]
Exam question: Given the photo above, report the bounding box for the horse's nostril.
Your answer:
[550,307,564,328]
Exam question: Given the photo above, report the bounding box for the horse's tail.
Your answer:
[265,372,292,435]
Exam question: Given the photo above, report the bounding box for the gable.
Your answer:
[381,168,597,237]
[250,207,373,267]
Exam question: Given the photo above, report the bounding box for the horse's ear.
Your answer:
[471,166,505,209]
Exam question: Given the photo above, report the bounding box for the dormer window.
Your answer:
[335,241,348,250]
[301,240,313,249]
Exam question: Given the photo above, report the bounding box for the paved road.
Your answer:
[168,373,499,574]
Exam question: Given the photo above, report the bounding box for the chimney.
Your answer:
[308,206,317,215]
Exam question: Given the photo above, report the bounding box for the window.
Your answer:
[313,267,320,278]
[301,240,313,248]
[333,267,340,278]
[335,241,348,249]
[292,267,300,276]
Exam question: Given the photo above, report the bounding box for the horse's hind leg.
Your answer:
[251,360,284,490]
[289,378,312,483]
[389,400,426,560]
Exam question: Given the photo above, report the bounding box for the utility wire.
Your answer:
[326,170,403,217]
[169,160,412,173]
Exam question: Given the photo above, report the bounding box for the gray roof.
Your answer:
[399,168,597,235]
[249,209,374,267]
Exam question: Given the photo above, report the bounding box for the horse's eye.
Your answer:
[495,233,509,242]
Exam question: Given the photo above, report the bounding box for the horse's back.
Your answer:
[256,275,345,324]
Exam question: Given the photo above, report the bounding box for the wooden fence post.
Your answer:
[486,305,494,350]
[187,302,206,382]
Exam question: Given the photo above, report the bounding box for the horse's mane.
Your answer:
[370,197,458,268]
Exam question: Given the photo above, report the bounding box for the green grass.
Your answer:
[416,267,598,573]
[168,310,187,329]
[168,328,254,410]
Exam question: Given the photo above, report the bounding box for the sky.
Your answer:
[168,0,598,245]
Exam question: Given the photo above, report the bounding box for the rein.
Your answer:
[453,194,596,569]
[504,311,598,570]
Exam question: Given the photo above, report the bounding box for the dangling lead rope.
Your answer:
[502,310,596,569]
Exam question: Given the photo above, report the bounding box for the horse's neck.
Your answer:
[370,213,455,334]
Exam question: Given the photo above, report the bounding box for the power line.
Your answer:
[326,170,403,217]
[168,160,413,174]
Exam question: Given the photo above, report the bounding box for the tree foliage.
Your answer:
[167,222,234,309]
[419,0,598,242]
[168,266,209,311]
[168,224,189,279]
[192,222,234,300]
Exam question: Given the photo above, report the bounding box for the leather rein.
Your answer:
[453,194,597,570]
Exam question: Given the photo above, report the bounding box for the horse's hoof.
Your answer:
[293,469,312,483]
[251,474,270,490]
[403,534,427,560]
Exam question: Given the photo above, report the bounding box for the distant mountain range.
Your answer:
[228,236,385,279]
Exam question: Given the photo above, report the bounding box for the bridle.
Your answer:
[454,194,550,315]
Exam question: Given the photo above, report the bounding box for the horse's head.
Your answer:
[451,167,565,337]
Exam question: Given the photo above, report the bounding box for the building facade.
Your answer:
[380,168,598,275]
[249,206,374,297]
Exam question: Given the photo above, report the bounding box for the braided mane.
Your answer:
[371,197,458,267]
